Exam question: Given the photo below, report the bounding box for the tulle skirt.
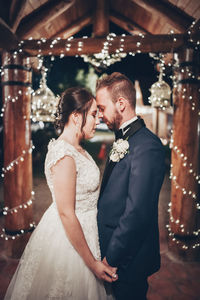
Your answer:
[4,203,114,300]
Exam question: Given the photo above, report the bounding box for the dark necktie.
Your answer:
[114,123,132,140]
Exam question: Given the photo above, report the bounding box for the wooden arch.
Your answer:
[0,0,200,259]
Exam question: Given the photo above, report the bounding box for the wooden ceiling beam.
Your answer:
[0,18,18,50]
[92,0,109,37]
[16,0,75,39]
[110,11,150,35]
[9,0,28,33]
[51,13,93,39]
[16,32,200,56]
[131,0,194,32]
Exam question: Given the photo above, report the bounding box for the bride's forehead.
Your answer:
[89,99,97,110]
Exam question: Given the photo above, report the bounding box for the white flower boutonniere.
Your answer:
[109,139,129,162]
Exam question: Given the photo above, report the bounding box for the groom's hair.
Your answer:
[96,72,136,109]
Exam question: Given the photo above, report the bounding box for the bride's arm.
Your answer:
[51,155,117,282]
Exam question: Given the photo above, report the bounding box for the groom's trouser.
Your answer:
[112,277,149,300]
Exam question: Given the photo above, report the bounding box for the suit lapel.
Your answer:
[100,117,145,196]
[100,159,116,196]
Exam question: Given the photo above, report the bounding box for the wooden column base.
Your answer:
[4,233,32,259]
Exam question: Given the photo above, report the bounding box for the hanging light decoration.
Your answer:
[81,33,127,69]
[31,67,59,122]
[149,65,171,109]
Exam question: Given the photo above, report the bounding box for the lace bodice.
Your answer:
[44,139,100,213]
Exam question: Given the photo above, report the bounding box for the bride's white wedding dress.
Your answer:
[4,139,114,300]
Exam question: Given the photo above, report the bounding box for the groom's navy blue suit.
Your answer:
[97,118,165,299]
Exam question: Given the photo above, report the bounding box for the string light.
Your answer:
[0,87,34,119]
[0,52,37,238]
[0,222,36,241]
[1,142,35,178]
[168,125,200,250]
[170,143,200,184]
[169,132,198,202]
[1,191,35,216]
[81,33,128,68]
[169,171,197,200]
[166,224,200,250]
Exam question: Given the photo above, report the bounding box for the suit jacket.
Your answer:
[97,120,165,282]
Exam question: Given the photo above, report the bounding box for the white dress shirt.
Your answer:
[119,116,138,135]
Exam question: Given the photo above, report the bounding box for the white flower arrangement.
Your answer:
[109,139,129,162]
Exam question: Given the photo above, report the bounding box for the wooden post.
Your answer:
[170,47,200,260]
[2,52,33,258]
[92,0,109,37]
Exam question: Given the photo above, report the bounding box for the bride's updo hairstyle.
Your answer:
[55,87,94,133]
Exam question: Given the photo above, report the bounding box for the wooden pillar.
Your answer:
[170,47,200,260]
[2,52,33,258]
[92,0,109,37]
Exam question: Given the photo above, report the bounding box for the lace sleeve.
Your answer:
[45,139,78,173]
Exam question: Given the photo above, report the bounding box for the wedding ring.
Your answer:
[112,273,117,278]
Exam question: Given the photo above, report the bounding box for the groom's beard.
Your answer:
[106,110,122,131]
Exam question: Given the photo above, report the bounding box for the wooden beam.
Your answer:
[16,0,75,39]
[51,13,92,39]
[17,32,200,56]
[92,0,109,37]
[131,0,194,32]
[9,0,28,33]
[0,18,18,50]
[189,18,200,34]
[110,10,149,35]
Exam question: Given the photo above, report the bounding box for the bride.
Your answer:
[4,87,117,300]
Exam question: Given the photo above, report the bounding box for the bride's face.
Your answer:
[82,99,99,139]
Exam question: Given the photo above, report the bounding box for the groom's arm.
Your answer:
[105,143,165,267]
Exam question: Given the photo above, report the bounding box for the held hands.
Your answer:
[91,259,118,283]
[102,257,118,282]
[103,257,118,277]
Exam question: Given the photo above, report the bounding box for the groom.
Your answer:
[96,72,165,300]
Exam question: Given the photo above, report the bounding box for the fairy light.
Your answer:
[1,142,35,178]
[0,87,34,119]
[171,144,200,184]
[169,169,197,200]
[81,33,128,68]
[167,126,200,250]
[168,30,200,248]
[166,224,200,250]
[170,129,200,182]
[169,135,198,201]
[181,87,200,115]
[2,191,35,216]
[0,222,36,241]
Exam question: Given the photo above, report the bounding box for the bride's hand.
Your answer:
[91,260,118,283]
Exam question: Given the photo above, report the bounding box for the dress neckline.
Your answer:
[52,138,92,163]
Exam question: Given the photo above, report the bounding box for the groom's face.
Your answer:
[96,87,122,131]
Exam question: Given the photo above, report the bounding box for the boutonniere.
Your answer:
[109,139,129,162]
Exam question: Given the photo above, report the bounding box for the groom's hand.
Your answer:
[91,260,118,282]
[103,257,118,281]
